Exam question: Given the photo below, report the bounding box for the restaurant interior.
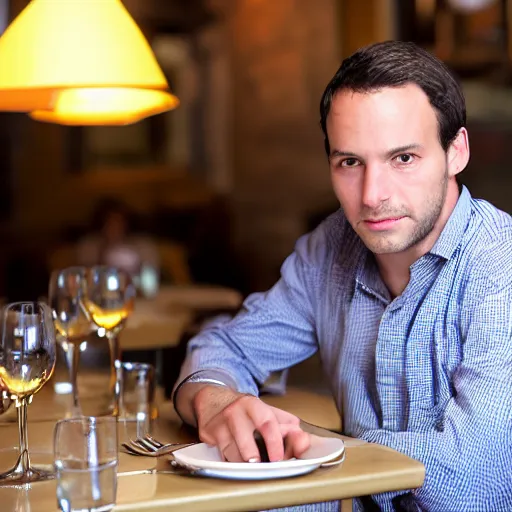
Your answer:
[1,0,510,393]
[0,0,508,510]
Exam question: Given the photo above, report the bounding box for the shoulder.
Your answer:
[294,209,362,268]
[459,198,512,301]
[470,198,511,286]
[471,198,512,242]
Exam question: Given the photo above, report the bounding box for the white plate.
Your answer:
[171,434,345,480]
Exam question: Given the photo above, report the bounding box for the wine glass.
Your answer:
[49,267,93,417]
[0,302,57,485]
[84,267,135,415]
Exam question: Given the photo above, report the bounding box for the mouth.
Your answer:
[363,217,405,231]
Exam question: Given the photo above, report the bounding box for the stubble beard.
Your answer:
[361,170,449,255]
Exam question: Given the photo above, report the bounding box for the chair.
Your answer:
[157,240,191,285]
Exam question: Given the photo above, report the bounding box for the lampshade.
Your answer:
[0,0,179,125]
[447,0,497,13]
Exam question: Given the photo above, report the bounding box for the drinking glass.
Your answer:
[0,301,57,484]
[49,267,93,416]
[54,416,118,512]
[84,267,135,415]
[119,362,156,438]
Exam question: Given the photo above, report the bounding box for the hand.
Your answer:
[193,385,311,463]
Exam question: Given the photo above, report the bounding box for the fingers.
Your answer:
[283,428,311,460]
[247,404,302,462]
[202,395,278,462]
[197,392,307,464]
[218,403,262,462]
[255,419,285,462]
[222,440,245,463]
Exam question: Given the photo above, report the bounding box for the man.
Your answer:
[173,41,512,511]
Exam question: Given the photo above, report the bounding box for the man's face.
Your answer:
[326,84,454,255]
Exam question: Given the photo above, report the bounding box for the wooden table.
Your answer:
[120,284,243,351]
[155,284,243,312]
[0,399,425,511]
[120,305,192,351]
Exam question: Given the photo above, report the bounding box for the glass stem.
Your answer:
[16,397,31,475]
[107,332,121,416]
[64,341,81,412]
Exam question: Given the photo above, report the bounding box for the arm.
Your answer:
[173,369,239,426]
[362,284,512,511]
[173,231,327,461]
[174,230,322,406]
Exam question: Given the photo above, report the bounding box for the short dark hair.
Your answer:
[320,40,466,155]
[91,197,134,232]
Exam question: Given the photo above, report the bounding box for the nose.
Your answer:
[361,163,390,209]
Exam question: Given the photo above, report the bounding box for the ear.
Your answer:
[446,127,470,178]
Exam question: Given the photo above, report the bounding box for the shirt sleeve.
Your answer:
[361,283,512,512]
[175,231,323,396]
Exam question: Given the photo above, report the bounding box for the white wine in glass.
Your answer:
[0,301,57,485]
[83,300,133,333]
[49,267,93,416]
[84,267,135,415]
[0,351,53,396]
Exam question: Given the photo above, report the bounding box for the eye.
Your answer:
[395,153,415,165]
[340,158,361,168]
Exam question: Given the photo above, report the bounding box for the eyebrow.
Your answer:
[329,143,423,161]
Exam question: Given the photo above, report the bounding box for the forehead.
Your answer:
[326,84,440,150]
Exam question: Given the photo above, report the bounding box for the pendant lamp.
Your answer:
[447,0,497,13]
[0,0,179,125]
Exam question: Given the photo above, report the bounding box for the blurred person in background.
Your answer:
[173,41,512,512]
[77,198,157,275]
[77,198,161,296]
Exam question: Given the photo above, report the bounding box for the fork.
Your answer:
[122,434,197,457]
[122,434,345,468]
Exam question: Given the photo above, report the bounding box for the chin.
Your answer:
[361,236,409,255]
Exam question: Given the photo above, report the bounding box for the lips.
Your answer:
[363,217,404,231]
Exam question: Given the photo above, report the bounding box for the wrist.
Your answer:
[172,369,239,427]
[194,385,243,427]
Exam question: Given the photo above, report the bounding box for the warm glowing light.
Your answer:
[447,0,497,13]
[30,88,179,125]
[0,0,179,125]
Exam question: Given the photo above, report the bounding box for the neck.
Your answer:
[375,180,460,298]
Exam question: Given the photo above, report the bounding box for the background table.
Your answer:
[155,284,243,312]
[120,284,243,350]
[120,305,192,351]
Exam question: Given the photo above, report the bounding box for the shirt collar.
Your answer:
[353,185,473,301]
[354,247,391,304]
[429,185,473,260]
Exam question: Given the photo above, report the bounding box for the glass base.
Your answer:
[0,464,54,486]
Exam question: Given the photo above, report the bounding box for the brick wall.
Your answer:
[221,0,341,290]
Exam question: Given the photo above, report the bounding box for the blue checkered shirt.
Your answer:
[177,187,512,512]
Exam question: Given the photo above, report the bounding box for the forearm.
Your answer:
[176,306,317,400]
[172,369,240,426]
[172,245,319,425]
